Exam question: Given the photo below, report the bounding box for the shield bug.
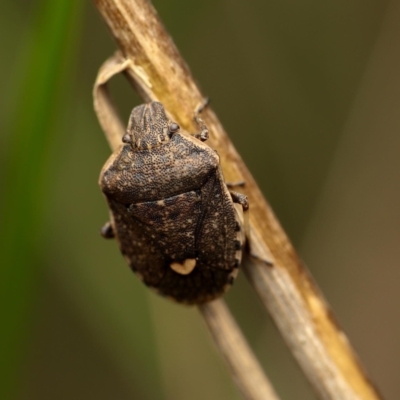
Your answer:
[99,101,248,304]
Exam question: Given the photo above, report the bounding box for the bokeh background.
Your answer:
[1,0,399,399]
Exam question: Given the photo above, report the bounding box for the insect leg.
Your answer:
[193,98,210,142]
[229,191,249,211]
[100,221,115,239]
[226,180,246,189]
[248,240,274,266]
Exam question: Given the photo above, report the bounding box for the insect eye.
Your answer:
[122,133,132,144]
[169,122,180,134]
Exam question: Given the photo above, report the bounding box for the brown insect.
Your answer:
[99,101,248,304]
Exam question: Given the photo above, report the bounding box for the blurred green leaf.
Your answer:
[0,1,84,398]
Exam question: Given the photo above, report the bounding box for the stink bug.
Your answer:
[99,101,248,304]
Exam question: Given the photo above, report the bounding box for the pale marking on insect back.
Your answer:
[170,258,197,275]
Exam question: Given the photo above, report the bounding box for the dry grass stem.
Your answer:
[92,1,382,399]
[199,300,280,400]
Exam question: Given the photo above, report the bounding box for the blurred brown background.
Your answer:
[1,0,399,399]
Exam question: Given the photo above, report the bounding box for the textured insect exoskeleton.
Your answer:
[99,101,248,304]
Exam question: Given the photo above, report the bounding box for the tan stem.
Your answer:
[199,300,280,400]
[92,1,382,399]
